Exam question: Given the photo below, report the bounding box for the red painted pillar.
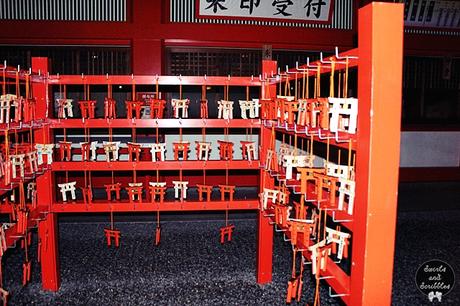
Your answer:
[37,171,60,291]
[38,211,60,291]
[351,3,403,305]
[132,39,164,75]
[32,57,61,291]
[31,57,51,119]
[256,60,277,284]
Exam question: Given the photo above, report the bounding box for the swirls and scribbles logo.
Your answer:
[415,259,455,302]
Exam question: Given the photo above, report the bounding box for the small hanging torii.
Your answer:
[104,79,117,119]
[0,94,16,124]
[10,154,25,179]
[171,99,190,118]
[127,182,143,204]
[148,77,166,119]
[200,84,208,119]
[125,79,144,119]
[325,226,351,260]
[35,144,54,165]
[239,99,259,119]
[57,181,77,202]
[217,100,234,120]
[149,182,166,204]
[103,141,121,162]
[58,141,72,162]
[127,142,142,162]
[149,143,166,162]
[104,210,121,247]
[80,141,98,161]
[172,180,188,200]
[56,98,74,119]
[25,151,39,174]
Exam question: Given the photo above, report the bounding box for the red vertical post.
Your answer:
[32,57,61,291]
[37,171,60,291]
[351,3,403,305]
[32,57,51,120]
[256,60,277,284]
[38,211,60,291]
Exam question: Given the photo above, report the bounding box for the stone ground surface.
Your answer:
[2,209,459,305]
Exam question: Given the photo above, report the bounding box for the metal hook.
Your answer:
[335,46,358,60]
[286,65,297,75]
[319,275,335,280]
[306,57,320,69]
[328,287,349,298]
[302,256,312,265]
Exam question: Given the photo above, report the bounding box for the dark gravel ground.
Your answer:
[1,210,459,305]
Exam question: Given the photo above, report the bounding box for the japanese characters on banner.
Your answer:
[403,0,460,29]
[197,0,334,23]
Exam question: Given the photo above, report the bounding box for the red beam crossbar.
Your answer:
[51,200,259,213]
[47,75,262,86]
[51,160,260,171]
[50,119,261,129]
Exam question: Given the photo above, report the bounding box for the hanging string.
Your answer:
[316,63,321,98]
[291,248,297,279]
[338,149,341,166]
[15,69,20,97]
[329,60,336,98]
[132,79,136,101]
[302,71,306,99]
[179,82,183,100]
[347,140,352,180]
[156,78,160,99]
[294,73,298,100]
[108,81,112,99]
[110,210,114,230]
[338,69,342,99]
[344,57,349,98]
[2,63,5,95]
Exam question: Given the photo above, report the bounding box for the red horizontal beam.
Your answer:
[51,160,260,171]
[51,200,258,213]
[47,75,262,86]
[50,118,261,129]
